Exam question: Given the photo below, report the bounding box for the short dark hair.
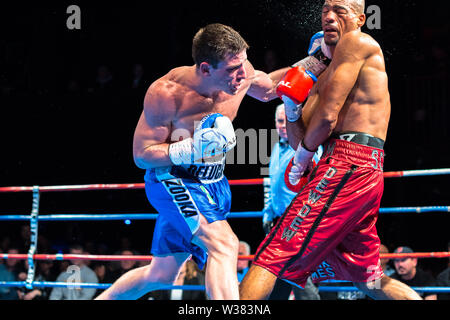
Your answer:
[192,23,249,68]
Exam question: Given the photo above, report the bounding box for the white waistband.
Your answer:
[145,162,225,184]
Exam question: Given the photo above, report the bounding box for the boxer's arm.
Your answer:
[133,81,176,169]
[286,93,319,150]
[286,117,307,150]
[246,59,290,102]
[302,31,371,151]
[246,69,277,102]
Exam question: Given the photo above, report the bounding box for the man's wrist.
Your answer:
[281,96,302,122]
[301,139,317,153]
[168,138,193,165]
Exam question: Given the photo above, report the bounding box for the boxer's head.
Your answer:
[322,0,366,46]
[192,23,249,95]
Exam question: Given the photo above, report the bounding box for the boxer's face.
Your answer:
[322,0,365,46]
[211,50,248,95]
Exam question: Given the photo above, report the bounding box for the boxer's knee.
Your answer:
[240,264,277,300]
[146,254,189,284]
[209,229,239,259]
[196,219,239,259]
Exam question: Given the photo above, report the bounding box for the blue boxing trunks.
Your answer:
[144,160,231,269]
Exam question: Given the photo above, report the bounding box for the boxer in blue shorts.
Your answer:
[144,113,234,270]
[97,23,331,300]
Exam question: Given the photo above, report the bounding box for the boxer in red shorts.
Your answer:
[240,0,422,300]
[254,137,385,285]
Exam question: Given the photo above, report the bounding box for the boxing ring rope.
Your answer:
[1,167,450,193]
[0,206,449,223]
[0,281,448,294]
[2,252,450,262]
[1,167,450,294]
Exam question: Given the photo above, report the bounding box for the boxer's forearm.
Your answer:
[286,118,307,150]
[247,67,291,102]
[247,70,279,102]
[268,67,290,84]
[133,143,173,169]
[302,108,337,152]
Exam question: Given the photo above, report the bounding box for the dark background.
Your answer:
[0,1,449,276]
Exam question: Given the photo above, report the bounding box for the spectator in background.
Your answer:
[178,259,206,300]
[391,246,437,300]
[0,258,19,300]
[110,249,139,281]
[237,241,251,284]
[92,261,119,299]
[4,247,26,280]
[380,244,395,277]
[146,259,206,300]
[49,244,98,300]
[436,241,450,300]
[17,260,55,300]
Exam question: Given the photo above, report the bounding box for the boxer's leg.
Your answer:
[192,213,240,300]
[353,275,422,300]
[239,264,278,300]
[96,252,190,300]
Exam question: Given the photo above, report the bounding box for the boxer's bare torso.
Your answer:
[133,51,277,169]
[302,31,391,142]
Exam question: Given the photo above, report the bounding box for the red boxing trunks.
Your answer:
[253,137,385,287]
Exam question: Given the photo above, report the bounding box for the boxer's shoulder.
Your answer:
[146,79,177,101]
[337,31,380,58]
[141,79,179,124]
[144,68,194,109]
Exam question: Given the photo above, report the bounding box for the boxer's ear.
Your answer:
[199,62,212,77]
[356,13,366,28]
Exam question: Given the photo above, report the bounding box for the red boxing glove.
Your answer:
[284,156,318,193]
[276,66,317,104]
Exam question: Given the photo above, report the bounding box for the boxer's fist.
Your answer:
[285,142,315,190]
[169,113,236,165]
[277,66,317,105]
[285,145,323,192]
[307,31,332,59]
[193,113,236,161]
[285,157,310,193]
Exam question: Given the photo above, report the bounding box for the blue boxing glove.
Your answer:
[307,31,332,58]
[169,113,236,165]
[291,31,332,78]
